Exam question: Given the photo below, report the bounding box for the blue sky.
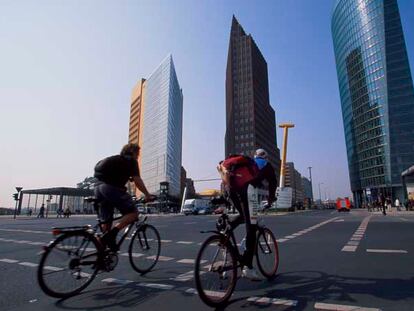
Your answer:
[1,0,414,207]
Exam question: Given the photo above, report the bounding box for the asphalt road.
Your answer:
[0,209,413,311]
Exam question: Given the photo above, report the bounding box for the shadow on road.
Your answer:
[233,270,414,310]
[54,283,165,310]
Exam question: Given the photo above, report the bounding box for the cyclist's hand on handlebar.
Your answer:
[144,194,157,203]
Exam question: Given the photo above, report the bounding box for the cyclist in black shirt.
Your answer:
[94,143,155,251]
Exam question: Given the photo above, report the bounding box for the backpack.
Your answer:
[218,155,259,190]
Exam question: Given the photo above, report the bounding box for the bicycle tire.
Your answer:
[194,235,237,308]
[128,224,161,274]
[256,227,279,280]
[37,231,100,298]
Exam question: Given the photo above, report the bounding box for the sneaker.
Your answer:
[242,267,262,281]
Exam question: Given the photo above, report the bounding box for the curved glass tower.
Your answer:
[332,0,414,206]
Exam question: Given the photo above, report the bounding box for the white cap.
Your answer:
[255,148,268,158]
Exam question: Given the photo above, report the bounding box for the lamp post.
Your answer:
[13,187,23,219]
[307,166,314,204]
[278,123,295,188]
[318,182,324,205]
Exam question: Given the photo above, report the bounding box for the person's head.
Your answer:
[254,148,268,159]
[120,143,140,158]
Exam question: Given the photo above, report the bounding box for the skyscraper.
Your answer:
[128,55,183,197]
[225,16,280,176]
[332,0,414,206]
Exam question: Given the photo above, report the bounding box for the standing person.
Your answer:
[395,198,401,211]
[94,143,156,251]
[37,204,45,218]
[379,193,386,215]
[386,197,392,212]
[218,148,277,280]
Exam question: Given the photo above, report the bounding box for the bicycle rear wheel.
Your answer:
[128,224,161,274]
[256,227,279,279]
[37,231,99,298]
[194,235,237,308]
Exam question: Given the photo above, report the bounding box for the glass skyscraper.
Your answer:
[332,0,414,206]
[130,55,183,197]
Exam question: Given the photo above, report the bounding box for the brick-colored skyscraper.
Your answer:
[225,16,280,176]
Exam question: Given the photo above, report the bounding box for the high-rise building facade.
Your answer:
[128,55,183,198]
[225,16,281,176]
[284,162,304,205]
[332,0,414,206]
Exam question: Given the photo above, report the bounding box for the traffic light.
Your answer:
[13,193,18,201]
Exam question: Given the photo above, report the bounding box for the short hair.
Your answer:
[120,143,140,157]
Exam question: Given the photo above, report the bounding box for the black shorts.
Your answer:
[94,182,136,223]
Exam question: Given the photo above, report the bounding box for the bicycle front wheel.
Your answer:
[256,227,279,279]
[128,224,161,274]
[37,232,99,298]
[194,235,237,308]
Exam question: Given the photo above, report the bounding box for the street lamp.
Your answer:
[13,187,23,219]
[318,182,324,205]
[307,166,314,204]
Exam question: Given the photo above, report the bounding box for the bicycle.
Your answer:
[37,197,161,298]
[194,211,279,308]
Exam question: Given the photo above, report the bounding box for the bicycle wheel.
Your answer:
[128,224,161,274]
[256,227,279,279]
[194,235,237,308]
[37,231,100,298]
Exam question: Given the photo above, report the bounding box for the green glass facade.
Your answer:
[332,0,414,206]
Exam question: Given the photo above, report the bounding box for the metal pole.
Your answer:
[13,198,18,219]
[318,182,324,203]
[278,123,295,188]
[34,194,38,213]
[308,166,314,203]
[180,187,187,214]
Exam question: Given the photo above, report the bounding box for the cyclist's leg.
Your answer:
[239,188,256,268]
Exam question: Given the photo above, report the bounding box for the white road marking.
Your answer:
[185,288,198,294]
[314,302,381,310]
[0,228,49,234]
[120,252,144,258]
[138,282,174,290]
[0,258,19,263]
[280,217,340,242]
[176,241,194,245]
[148,255,174,261]
[342,245,357,252]
[102,278,133,285]
[177,259,206,264]
[161,240,172,243]
[247,296,298,306]
[334,219,345,222]
[341,216,371,252]
[276,238,288,243]
[172,270,194,282]
[18,262,38,267]
[366,249,408,254]
[44,266,64,271]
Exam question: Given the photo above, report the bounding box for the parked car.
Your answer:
[197,206,213,215]
[182,205,196,215]
[183,199,210,215]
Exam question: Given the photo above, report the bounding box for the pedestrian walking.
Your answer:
[379,193,386,215]
[395,198,401,211]
[386,197,392,212]
[37,204,45,218]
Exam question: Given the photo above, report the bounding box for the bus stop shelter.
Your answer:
[18,187,94,215]
[401,165,414,201]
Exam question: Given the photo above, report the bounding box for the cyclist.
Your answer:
[220,148,277,280]
[94,143,155,251]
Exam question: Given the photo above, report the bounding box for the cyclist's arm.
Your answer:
[132,175,151,198]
